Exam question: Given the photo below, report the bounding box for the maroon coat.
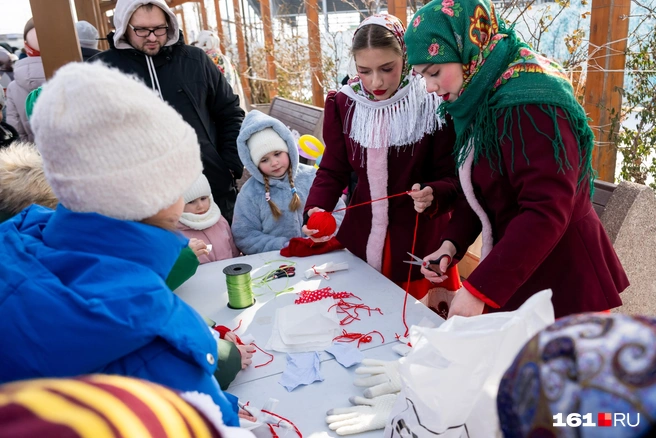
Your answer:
[306,91,459,284]
[443,105,628,318]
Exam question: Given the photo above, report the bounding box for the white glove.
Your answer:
[326,394,397,435]
[353,358,402,398]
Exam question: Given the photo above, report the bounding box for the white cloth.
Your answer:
[31,62,201,221]
[266,300,340,353]
[384,290,555,438]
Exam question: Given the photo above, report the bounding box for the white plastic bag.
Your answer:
[384,290,555,438]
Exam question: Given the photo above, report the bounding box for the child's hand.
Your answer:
[225,331,256,369]
[236,343,256,369]
[302,207,332,243]
[409,183,434,213]
[188,238,209,258]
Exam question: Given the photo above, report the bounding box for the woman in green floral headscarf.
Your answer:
[404,0,628,319]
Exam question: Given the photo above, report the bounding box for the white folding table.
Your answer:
[175,249,444,437]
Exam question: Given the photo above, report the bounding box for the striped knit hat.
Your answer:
[0,375,249,438]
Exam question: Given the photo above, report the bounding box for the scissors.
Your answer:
[268,264,296,280]
[404,252,452,275]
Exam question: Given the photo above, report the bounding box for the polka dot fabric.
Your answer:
[294,287,358,304]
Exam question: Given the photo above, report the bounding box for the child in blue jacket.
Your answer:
[0,63,241,427]
[232,111,345,254]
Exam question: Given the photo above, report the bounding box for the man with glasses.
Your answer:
[91,0,244,223]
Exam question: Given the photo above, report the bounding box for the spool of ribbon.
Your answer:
[298,134,325,168]
[224,263,255,309]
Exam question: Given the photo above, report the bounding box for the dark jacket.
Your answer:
[444,105,628,318]
[305,90,459,284]
[90,34,244,200]
[81,46,101,61]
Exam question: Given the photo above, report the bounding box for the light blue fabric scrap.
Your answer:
[326,342,364,368]
[279,352,324,392]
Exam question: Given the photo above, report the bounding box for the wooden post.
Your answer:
[74,0,106,50]
[259,0,277,99]
[178,6,188,43]
[584,0,631,182]
[199,0,209,30]
[232,0,253,103]
[93,0,110,50]
[212,0,227,53]
[29,0,82,79]
[304,0,324,107]
[388,0,407,26]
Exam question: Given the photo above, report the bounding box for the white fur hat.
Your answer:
[31,62,202,221]
[246,127,289,165]
[183,173,212,204]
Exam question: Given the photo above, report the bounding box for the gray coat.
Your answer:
[232,111,345,254]
[5,57,46,142]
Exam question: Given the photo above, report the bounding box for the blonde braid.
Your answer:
[263,174,282,220]
[287,166,302,212]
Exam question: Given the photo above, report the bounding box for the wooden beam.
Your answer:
[199,0,208,30]
[232,0,253,104]
[29,0,82,79]
[212,0,226,53]
[259,0,277,99]
[74,0,107,50]
[177,6,188,43]
[93,0,110,50]
[387,0,407,27]
[584,0,631,182]
[304,0,324,107]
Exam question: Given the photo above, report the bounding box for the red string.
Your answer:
[231,319,243,332]
[396,213,419,339]
[329,299,383,325]
[333,329,385,348]
[330,190,412,213]
[261,409,303,438]
[251,342,274,368]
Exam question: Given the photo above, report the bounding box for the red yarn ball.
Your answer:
[307,211,337,238]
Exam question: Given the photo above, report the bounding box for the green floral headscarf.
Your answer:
[404,0,595,190]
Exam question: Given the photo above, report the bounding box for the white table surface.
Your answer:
[175,249,443,436]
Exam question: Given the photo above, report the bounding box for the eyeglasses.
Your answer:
[128,24,168,38]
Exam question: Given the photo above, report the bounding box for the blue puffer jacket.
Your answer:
[232,110,345,254]
[0,205,239,426]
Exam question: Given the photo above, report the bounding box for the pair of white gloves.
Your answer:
[326,359,402,435]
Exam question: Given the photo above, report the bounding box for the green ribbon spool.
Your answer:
[224,263,255,309]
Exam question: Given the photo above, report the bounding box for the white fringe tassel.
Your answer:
[342,77,443,150]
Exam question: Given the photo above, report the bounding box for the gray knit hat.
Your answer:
[75,21,99,50]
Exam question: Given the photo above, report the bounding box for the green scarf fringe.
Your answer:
[448,101,596,197]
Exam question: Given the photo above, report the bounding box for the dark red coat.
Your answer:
[444,105,628,318]
[305,91,459,284]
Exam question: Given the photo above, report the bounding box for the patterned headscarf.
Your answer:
[347,14,411,101]
[404,0,595,191]
[498,313,656,437]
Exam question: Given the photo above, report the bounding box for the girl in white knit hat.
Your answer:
[232,110,345,254]
[178,173,239,263]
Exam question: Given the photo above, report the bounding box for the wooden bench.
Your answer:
[268,97,325,144]
[592,179,618,217]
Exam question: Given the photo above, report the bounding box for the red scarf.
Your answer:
[24,43,40,57]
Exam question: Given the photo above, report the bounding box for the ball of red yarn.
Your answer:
[307,211,337,238]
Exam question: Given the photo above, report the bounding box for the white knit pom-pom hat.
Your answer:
[31,62,202,221]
